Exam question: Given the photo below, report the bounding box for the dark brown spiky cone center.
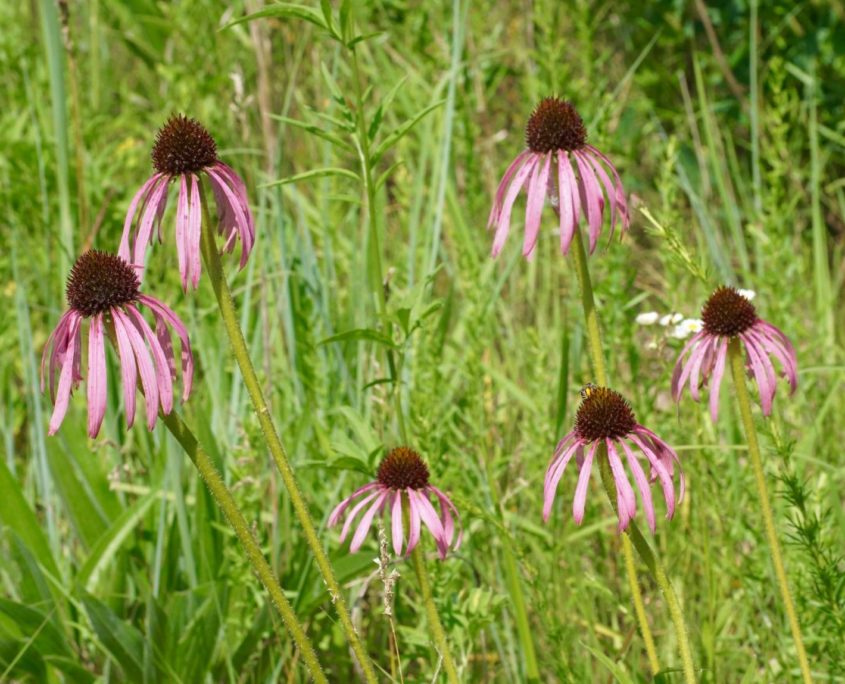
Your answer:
[525,97,587,153]
[377,447,430,490]
[574,387,637,442]
[701,286,758,337]
[66,251,140,317]
[151,114,218,175]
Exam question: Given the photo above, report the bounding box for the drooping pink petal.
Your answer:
[112,312,138,428]
[542,440,580,522]
[674,334,710,403]
[585,144,629,230]
[48,314,82,435]
[118,173,164,264]
[671,331,707,401]
[42,310,74,398]
[629,433,675,519]
[206,166,252,268]
[113,308,159,430]
[412,489,448,559]
[742,336,774,415]
[747,326,797,394]
[637,428,686,504]
[573,152,603,253]
[572,441,597,525]
[328,483,380,527]
[132,175,170,271]
[560,152,582,250]
[708,338,728,422]
[582,149,619,242]
[188,174,202,289]
[86,315,108,438]
[607,440,637,530]
[391,490,404,556]
[688,336,714,402]
[125,305,173,416]
[407,490,421,555]
[138,295,194,401]
[488,151,531,228]
[350,490,389,552]
[556,152,576,254]
[175,175,189,291]
[492,156,537,257]
[523,152,551,258]
[619,438,655,533]
[429,485,462,550]
[339,490,381,542]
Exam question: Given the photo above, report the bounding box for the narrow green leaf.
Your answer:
[261,167,359,188]
[268,114,352,150]
[223,4,327,32]
[371,99,445,163]
[0,600,71,659]
[319,328,397,349]
[76,493,156,591]
[580,643,636,684]
[82,594,145,683]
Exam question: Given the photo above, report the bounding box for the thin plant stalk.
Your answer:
[727,339,812,684]
[197,189,379,683]
[160,412,327,683]
[410,543,460,684]
[569,224,696,683]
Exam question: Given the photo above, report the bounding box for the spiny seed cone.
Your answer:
[66,251,140,317]
[377,447,430,490]
[151,114,218,175]
[574,387,637,441]
[702,286,757,337]
[525,97,587,153]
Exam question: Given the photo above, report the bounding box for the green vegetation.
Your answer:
[2,0,843,681]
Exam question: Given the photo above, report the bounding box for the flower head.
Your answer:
[118,114,255,290]
[42,250,194,437]
[328,447,461,559]
[487,97,629,259]
[543,387,684,532]
[671,286,797,421]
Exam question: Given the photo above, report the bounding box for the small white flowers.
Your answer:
[737,288,756,301]
[670,318,703,339]
[635,311,660,325]
[659,313,683,327]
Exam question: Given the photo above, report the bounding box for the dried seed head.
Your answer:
[377,447,430,490]
[151,114,218,175]
[574,387,637,441]
[66,251,140,317]
[525,97,587,153]
[702,286,758,337]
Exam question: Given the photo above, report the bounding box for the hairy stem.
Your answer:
[161,412,327,683]
[410,546,460,684]
[198,189,379,683]
[571,226,696,682]
[728,339,812,683]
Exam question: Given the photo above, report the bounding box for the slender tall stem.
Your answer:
[728,339,812,683]
[570,226,696,683]
[410,546,460,684]
[161,412,327,683]
[198,191,379,683]
[568,224,663,676]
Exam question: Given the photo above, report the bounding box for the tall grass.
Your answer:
[1,0,843,681]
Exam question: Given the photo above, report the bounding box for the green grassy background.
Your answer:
[2,0,844,681]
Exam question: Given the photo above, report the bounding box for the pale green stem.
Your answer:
[161,412,327,683]
[571,227,696,682]
[727,339,812,683]
[501,539,541,681]
[198,189,379,683]
[410,546,460,684]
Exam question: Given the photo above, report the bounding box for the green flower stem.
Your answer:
[198,190,379,684]
[501,537,541,681]
[727,339,812,684]
[571,226,696,683]
[161,412,327,683]
[410,545,460,684]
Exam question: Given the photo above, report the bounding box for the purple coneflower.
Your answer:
[42,250,194,437]
[671,286,797,421]
[543,387,684,532]
[118,114,255,290]
[487,97,629,259]
[328,447,461,559]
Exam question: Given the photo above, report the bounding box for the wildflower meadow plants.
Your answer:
[8,1,844,682]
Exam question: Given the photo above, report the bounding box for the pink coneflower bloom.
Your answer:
[118,114,255,290]
[487,97,629,259]
[672,286,797,421]
[328,447,462,559]
[543,387,684,532]
[41,250,194,438]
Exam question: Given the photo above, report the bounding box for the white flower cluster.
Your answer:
[634,289,755,341]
